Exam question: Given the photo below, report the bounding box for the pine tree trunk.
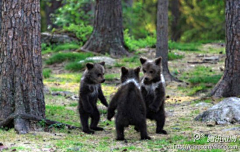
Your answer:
[81,0,128,57]
[156,0,180,82]
[170,0,181,41]
[0,0,45,134]
[0,0,2,32]
[45,0,62,30]
[211,0,240,98]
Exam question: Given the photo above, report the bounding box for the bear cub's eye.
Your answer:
[143,70,146,73]
[150,71,153,74]
[98,74,101,77]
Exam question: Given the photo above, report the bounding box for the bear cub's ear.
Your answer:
[154,57,162,66]
[99,62,105,66]
[134,67,140,74]
[121,67,128,75]
[140,57,147,65]
[86,63,94,70]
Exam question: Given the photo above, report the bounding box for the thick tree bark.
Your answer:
[170,0,181,41]
[81,0,128,57]
[45,0,62,30]
[0,0,45,134]
[156,0,180,82]
[211,0,240,98]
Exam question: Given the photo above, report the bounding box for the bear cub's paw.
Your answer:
[141,136,151,140]
[83,130,95,134]
[90,127,104,131]
[156,130,167,135]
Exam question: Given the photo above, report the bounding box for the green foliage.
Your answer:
[51,0,93,45]
[45,52,93,65]
[124,29,156,52]
[53,0,92,27]
[179,0,225,42]
[43,69,52,79]
[123,1,157,38]
[63,24,93,45]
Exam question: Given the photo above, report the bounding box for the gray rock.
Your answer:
[43,86,51,95]
[79,56,116,66]
[195,102,211,107]
[195,97,240,125]
[222,127,240,132]
[41,32,78,45]
[202,56,219,63]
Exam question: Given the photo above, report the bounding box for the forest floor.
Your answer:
[1,43,240,152]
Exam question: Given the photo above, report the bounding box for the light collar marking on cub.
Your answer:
[121,79,141,90]
[141,74,165,91]
[89,84,99,96]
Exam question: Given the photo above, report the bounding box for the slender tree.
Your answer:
[211,0,240,97]
[45,0,63,30]
[0,0,2,32]
[170,0,181,41]
[81,0,128,57]
[156,0,179,82]
[0,0,45,134]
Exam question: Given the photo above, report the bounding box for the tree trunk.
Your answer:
[0,0,2,32]
[170,0,181,41]
[81,0,128,57]
[0,0,45,134]
[45,0,63,30]
[124,0,133,7]
[211,0,240,98]
[156,0,180,82]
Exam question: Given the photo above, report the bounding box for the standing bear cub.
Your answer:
[78,62,108,134]
[107,67,151,140]
[140,57,167,134]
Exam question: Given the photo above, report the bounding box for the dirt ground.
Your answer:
[2,43,240,152]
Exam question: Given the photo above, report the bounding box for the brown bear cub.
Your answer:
[78,62,108,134]
[107,67,151,140]
[140,57,167,134]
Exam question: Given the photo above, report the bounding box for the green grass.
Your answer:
[182,66,222,85]
[46,105,79,126]
[42,43,80,55]
[45,52,93,65]
[49,87,68,92]
[168,52,184,61]
[43,68,52,79]
[122,55,139,63]
[105,73,119,81]
[65,61,85,71]
[44,73,81,83]
[179,66,222,96]
[169,41,200,51]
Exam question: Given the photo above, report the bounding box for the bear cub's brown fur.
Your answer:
[107,67,151,140]
[78,62,108,134]
[140,57,167,134]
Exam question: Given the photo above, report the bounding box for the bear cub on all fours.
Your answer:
[107,67,151,140]
[140,57,167,134]
[78,62,108,134]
